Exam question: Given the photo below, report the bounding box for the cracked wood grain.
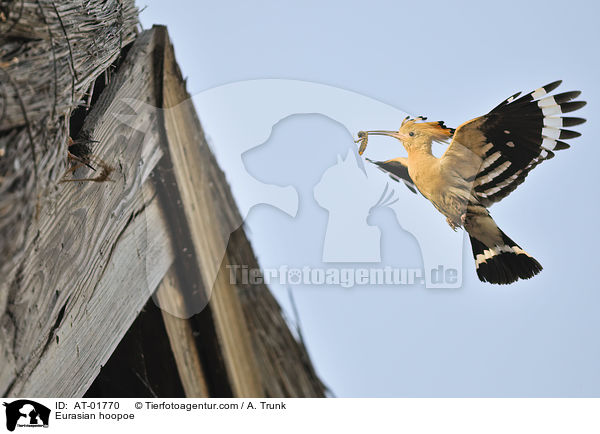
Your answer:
[0,30,169,397]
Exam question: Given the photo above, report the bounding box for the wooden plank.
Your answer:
[154,26,263,397]
[0,30,170,396]
[14,185,173,396]
[226,228,327,397]
[155,270,210,398]
[0,0,139,330]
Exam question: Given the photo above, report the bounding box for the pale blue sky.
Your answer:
[140,1,600,397]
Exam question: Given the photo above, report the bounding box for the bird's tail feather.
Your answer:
[469,230,542,285]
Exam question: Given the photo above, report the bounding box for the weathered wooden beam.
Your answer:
[0,28,170,397]
[150,25,325,397]
[0,1,139,297]
[153,26,264,397]
[12,185,173,396]
[2,17,326,398]
[155,271,210,398]
[226,228,327,398]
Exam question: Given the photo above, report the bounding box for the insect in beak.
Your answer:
[354,131,369,155]
[354,130,409,155]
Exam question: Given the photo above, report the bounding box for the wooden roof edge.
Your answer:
[152,26,326,397]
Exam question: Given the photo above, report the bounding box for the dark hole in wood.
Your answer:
[85,298,186,398]
[68,41,134,141]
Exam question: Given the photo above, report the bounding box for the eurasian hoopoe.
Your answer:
[358,81,585,284]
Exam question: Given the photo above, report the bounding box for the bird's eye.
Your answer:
[409,132,415,137]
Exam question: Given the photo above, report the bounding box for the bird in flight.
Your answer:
[357,81,585,284]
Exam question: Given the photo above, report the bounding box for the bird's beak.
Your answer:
[363,130,408,141]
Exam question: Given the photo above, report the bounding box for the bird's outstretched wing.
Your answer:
[365,157,417,194]
[442,80,586,206]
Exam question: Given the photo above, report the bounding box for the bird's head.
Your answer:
[360,116,454,151]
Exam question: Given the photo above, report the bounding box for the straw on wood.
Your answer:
[0,0,139,296]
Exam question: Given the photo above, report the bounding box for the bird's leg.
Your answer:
[446,213,468,231]
[446,217,458,231]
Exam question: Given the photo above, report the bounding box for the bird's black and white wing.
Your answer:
[442,80,586,207]
[365,157,417,194]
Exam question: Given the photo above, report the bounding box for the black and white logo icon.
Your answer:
[3,400,50,432]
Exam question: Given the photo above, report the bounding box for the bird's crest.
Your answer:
[401,115,455,143]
